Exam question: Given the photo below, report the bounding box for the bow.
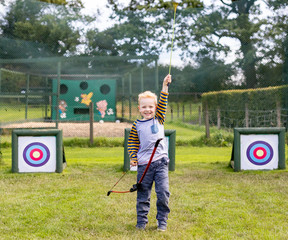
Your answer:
[107,138,163,196]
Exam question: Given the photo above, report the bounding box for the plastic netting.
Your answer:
[0,0,287,139]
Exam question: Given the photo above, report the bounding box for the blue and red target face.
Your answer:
[240,134,278,170]
[18,136,56,172]
[246,141,273,166]
[23,142,50,167]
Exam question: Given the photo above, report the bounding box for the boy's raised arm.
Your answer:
[162,74,172,93]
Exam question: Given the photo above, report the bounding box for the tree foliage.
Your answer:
[0,0,85,58]
[37,0,84,8]
[106,0,288,89]
[0,0,287,93]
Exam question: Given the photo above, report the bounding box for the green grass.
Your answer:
[0,104,50,122]
[1,101,199,124]
[165,122,205,140]
[1,146,288,239]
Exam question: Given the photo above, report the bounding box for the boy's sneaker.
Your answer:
[157,225,167,231]
[157,221,167,231]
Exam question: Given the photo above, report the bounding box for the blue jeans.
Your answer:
[136,158,170,227]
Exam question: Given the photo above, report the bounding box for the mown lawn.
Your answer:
[1,145,288,239]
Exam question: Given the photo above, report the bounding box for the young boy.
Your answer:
[127,74,172,231]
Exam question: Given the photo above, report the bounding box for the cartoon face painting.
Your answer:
[96,100,108,118]
[58,100,67,119]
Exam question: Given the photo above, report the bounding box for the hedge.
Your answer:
[202,85,288,128]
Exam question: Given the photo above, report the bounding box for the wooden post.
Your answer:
[245,103,249,127]
[217,107,221,129]
[121,77,125,119]
[25,74,30,120]
[190,103,192,123]
[89,102,94,145]
[277,101,281,127]
[205,103,210,138]
[44,77,48,119]
[198,106,202,126]
[140,67,144,93]
[182,104,185,122]
[0,68,2,93]
[129,73,132,121]
[155,60,159,92]
[56,62,61,129]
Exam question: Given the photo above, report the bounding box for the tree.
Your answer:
[106,0,288,89]
[105,0,204,56]
[37,0,84,8]
[0,0,85,58]
[266,0,288,84]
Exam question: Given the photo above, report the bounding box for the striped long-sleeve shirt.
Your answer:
[127,91,169,165]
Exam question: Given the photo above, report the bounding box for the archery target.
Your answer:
[18,136,57,172]
[240,134,278,170]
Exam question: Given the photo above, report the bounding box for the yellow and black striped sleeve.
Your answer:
[155,91,168,125]
[127,120,140,161]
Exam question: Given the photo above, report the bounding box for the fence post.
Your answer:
[140,67,144,93]
[121,77,125,119]
[277,101,281,127]
[56,61,61,129]
[198,106,202,126]
[155,59,159,92]
[89,102,94,145]
[245,103,249,127]
[25,74,30,120]
[171,107,173,121]
[44,77,48,119]
[190,103,192,123]
[0,68,2,93]
[0,128,2,165]
[182,104,185,122]
[129,73,132,121]
[205,103,210,138]
[217,107,221,129]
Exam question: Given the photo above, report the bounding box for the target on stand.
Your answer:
[11,130,65,173]
[23,142,50,167]
[246,141,273,166]
[231,128,286,172]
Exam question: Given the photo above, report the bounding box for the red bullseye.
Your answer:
[30,149,43,161]
[253,147,267,159]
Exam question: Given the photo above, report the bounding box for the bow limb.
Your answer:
[107,190,131,196]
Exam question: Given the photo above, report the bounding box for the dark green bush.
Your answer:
[202,85,288,128]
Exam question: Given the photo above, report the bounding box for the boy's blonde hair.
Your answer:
[138,91,157,105]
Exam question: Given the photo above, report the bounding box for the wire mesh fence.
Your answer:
[207,108,288,130]
[0,0,288,142]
